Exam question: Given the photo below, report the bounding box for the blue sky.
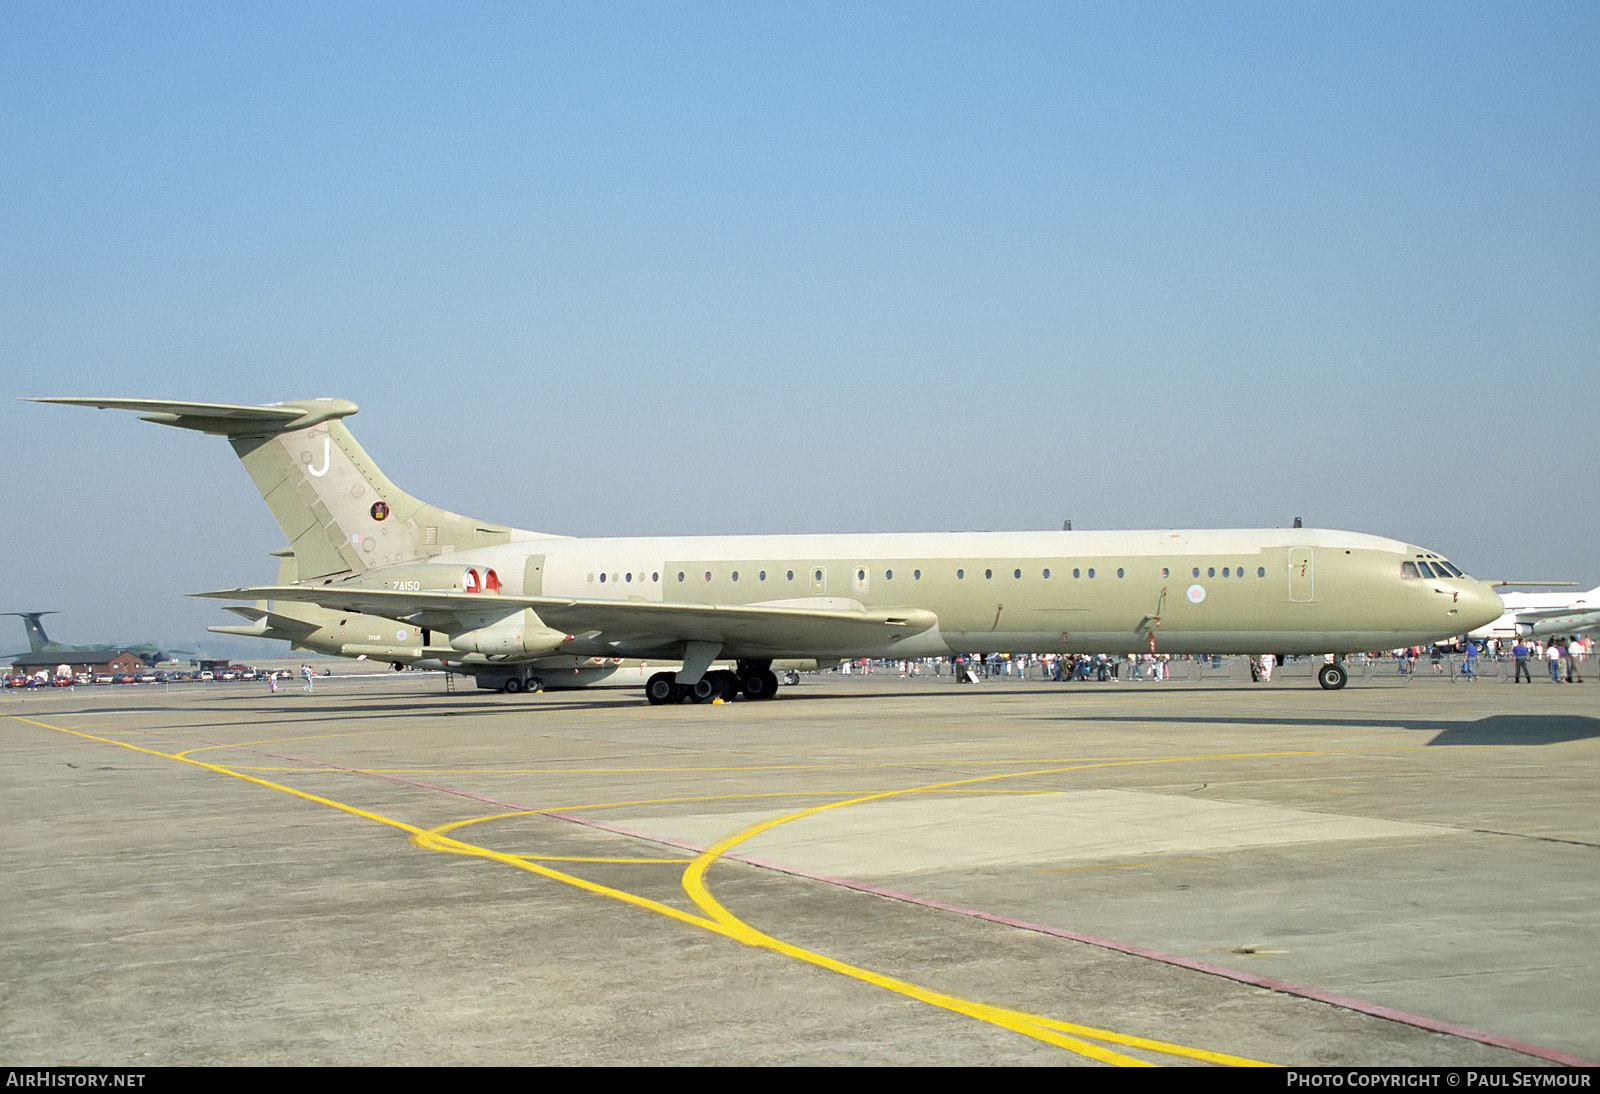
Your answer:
[2,2,1595,648]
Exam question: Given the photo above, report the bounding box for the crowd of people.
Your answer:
[835,636,1590,684]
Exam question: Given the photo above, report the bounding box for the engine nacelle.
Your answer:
[449,609,567,660]
[358,562,506,594]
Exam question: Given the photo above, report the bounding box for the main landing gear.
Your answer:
[645,662,781,705]
[1316,660,1350,690]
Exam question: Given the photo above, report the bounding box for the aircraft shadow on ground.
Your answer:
[1035,711,1600,747]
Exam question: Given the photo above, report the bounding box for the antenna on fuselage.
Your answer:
[1063,520,1072,531]
[1293,516,1303,528]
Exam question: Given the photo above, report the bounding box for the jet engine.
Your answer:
[448,608,568,660]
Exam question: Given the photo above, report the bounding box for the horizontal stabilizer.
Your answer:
[27,397,358,436]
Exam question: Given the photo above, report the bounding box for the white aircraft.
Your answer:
[1470,585,1600,640]
[34,397,1505,699]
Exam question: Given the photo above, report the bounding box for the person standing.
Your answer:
[1512,640,1532,683]
[301,664,315,692]
[1566,638,1585,684]
[1548,642,1564,682]
[1462,640,1479,681]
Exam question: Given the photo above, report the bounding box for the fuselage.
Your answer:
[435,526,1503,659]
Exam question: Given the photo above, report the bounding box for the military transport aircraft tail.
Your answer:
[29,398,559,581]
[3,611,60,653]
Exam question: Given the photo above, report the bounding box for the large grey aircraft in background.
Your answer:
[2,611,189,666]
[33,397,1504,700]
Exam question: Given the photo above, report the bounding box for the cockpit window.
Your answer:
[1417,561,1437,578]
[1438,561,1464,577]
[1401,562,1419,579]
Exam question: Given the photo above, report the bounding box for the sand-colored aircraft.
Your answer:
[34,397,1503,699]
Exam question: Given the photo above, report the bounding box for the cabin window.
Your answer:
[858,568,866,581]
[957,569,965,579]
[732,571,739,581]
[1014,568,1022,579]
[653,572,660,582]
[759,571,767,581]
[1222,568,1230,578]
[1257,567,1265,578]
[814,569,823,582]
[885,569,893,580]
[599,573,607,583]
[1161,567,1169,578]
[913,569,921,580]
[1043,568,1051,579]
[677,572,685,582]
[1073,568,1080,578]
[625,573,632,582]
[985,569,993,579]
[1192,567,1200,578]
[1207,567,1216,577]
[705,571,712,582]
[1087,568,1096,578]
[1116,568,1124,578]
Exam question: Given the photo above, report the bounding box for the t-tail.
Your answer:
[2,611,59,653]
[29,398,556,581]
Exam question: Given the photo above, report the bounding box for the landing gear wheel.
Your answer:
[646,672,680,705]
[687,677,719,703]
[503,677,523,694]
[741,669,780,700]
[1317,662,1349,690]
[708,670,739,701]
[783,671,801,686]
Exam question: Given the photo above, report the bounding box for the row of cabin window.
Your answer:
[592,565,1270,585]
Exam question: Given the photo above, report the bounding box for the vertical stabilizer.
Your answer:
[30,398,544,581]
[3,612,59,652]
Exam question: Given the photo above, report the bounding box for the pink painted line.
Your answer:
[188,744,1594,1068]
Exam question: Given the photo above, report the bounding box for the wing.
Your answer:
[193,585,939,659]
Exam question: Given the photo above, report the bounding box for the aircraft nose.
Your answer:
[1461,582,1504,631]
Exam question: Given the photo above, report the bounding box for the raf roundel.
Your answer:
[1187,584,1206,604]
[370,501,389,521]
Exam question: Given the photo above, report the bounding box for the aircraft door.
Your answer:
[1289,548,1314,602]
[522,554,546,596]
